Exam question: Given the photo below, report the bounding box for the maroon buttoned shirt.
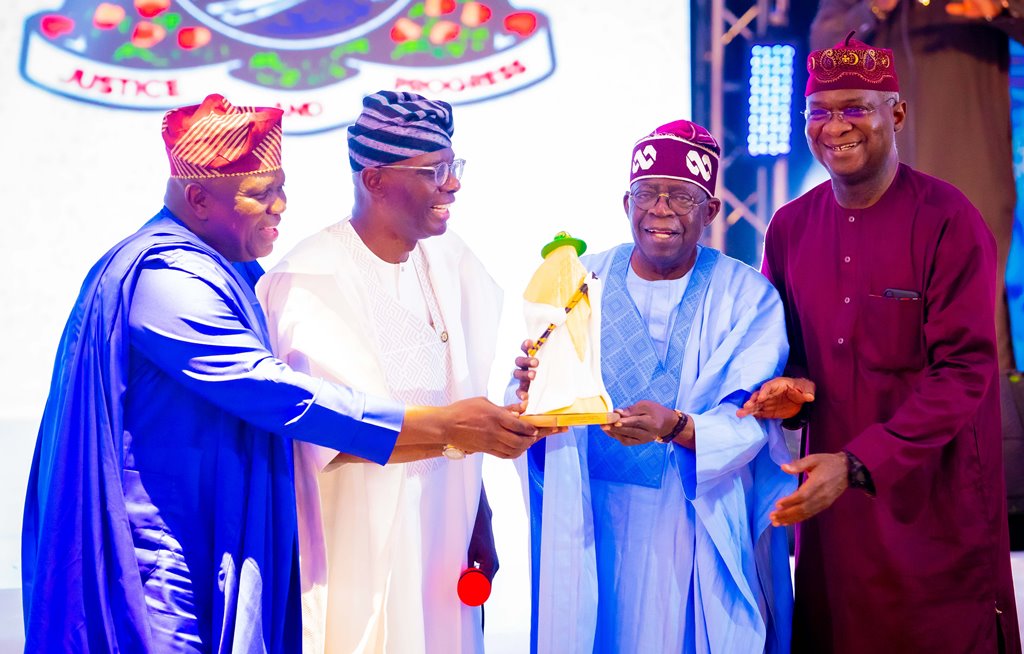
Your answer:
[763,163,1020,653]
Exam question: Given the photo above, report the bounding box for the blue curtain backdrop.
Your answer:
[1011,40,1024,370]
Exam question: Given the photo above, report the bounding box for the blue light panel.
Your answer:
[747,44,795,157]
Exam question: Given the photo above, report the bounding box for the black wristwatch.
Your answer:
[844,451,875,494]
[656,411,689,444]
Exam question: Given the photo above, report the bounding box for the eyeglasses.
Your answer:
[802,107,880,122]
[628,190,707,214]
[802,100,895,123]
[376,158,465,187]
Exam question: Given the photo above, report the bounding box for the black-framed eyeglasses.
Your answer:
[376,158,466,187]
[628,190,707,214]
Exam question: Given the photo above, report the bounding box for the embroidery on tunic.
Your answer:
[332,223,454,477]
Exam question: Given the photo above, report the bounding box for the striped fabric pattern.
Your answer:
[162,94,284,179]
[348,90,454,171]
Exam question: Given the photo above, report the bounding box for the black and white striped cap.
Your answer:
[347,90,454,172]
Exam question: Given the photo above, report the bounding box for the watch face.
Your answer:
[442,445,465,460]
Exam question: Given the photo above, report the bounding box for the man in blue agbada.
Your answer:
[521,119,795,653]
[21,93,541,652]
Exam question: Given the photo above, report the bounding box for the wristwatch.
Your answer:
[442,444,466,460]
[655,411,689,444]
[844,451,875,494]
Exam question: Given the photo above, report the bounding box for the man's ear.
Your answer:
[892,99,908,135]
[704,198,722,226]
[361,168,386,196]
[622,192,631,216]
[184,183,210,219]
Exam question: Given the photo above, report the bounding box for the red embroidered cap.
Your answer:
[162,93,283,179]
[806,31,899,96]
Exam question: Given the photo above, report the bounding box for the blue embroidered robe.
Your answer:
[22,210,403,653]
[526,244,795,654]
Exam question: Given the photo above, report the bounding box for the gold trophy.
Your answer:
[520,232,618,427]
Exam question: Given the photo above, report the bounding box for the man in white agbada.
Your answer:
[520,119,796,654]
[257,91,504,654]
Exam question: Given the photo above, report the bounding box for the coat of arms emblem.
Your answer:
[21,0,554,133]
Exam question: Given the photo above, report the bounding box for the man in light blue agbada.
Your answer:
[521,119,794,654]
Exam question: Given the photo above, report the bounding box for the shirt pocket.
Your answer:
[860,294,926,371]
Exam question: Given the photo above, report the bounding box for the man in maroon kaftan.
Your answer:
[741,33,1021,653]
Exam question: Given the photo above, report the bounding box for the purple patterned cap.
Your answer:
[629,119,720,196]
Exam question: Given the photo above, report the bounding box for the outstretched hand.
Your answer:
[441,397,539,459]
[736,376,815,420]
[769,453,848,527]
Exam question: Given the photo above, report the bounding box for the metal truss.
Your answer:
[704,0,791,254]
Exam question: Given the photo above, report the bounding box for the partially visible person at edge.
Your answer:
[21,93,541,653]
[258,90,541,654]
[740,34,1021,653]
[811,0,1024,371]
[519,119,795,654]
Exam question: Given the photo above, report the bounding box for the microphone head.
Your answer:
[458,567,492,606]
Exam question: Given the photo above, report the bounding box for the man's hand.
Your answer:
[946,0,1003,19]
[512,339,539,405]
[601,400,678,446]
[442,397,539,458]
[401,397,538,459]
[466,486,499,580]
[736,377,815,419]
[769,453,848,527]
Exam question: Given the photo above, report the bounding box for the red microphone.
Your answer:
[458,566,491,606]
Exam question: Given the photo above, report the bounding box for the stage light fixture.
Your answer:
[747,44,795,157]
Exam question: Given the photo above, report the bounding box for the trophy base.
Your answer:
[520,412,620,427]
